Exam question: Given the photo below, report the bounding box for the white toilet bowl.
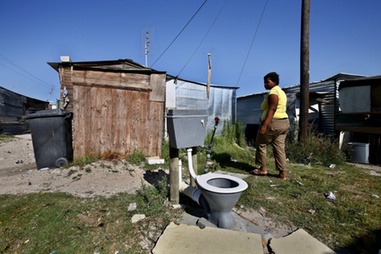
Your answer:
[196,173,248,194]
[195,173,248,229]
[186,149,248,229]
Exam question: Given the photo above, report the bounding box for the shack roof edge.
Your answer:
[166,74,239,90]
[47,58,166,74]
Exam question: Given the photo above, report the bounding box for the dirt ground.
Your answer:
[0,134,161,198]
[0,134,297,237]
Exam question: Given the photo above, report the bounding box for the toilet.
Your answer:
[187,149,248,229]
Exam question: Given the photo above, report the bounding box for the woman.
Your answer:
[250,72,290,180]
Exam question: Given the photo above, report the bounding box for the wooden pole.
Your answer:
[207,53,212,99]
[169,146,179,205]
[300,0,310,144]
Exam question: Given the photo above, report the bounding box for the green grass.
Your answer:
[197,124,381,253]
[180,121,381,252]
[64,154,100,169]
[1,125,380,253]
[0,134,14,142]
[0,178,177,254]
[239,162,381,251]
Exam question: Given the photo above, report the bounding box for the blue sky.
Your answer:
[1,0,380,102]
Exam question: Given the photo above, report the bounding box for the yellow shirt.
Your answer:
[260,85,288,121]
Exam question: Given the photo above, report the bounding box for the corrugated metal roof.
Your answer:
[339,76,381,90]
[321,72,365,82]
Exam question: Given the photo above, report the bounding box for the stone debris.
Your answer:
[77,214,104,227]
[128,202,137,211]
[131,214,146,223]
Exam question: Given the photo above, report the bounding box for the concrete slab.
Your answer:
[152,222,264,254]
[270,229,336,254]
[178,205,266,235]
[175,206,335,254]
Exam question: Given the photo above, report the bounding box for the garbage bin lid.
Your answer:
[23,109,71,119]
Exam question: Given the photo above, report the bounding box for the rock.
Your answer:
[77,214,104,227]
[131,214,146,223]
[128,202,137,211]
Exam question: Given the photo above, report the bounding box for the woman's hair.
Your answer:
[264,72,279,85]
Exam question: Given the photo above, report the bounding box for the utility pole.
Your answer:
[207,53,212,99]
[144,31,150,67]
[300,0,310,144]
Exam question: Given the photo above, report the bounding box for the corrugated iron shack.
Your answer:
[166,76,238,134]
[237,73,364,146]
[337,75,381,164]
[48,58,166,160]
[0,86,49,134]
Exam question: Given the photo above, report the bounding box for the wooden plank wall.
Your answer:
[59,66,74,112]
[71,70,164,160]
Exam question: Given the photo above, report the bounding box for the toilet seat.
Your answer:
[196,173,248,194]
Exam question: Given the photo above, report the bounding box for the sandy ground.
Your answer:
[0,134,155,198]
[0,134,297,238]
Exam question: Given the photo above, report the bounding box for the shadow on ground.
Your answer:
[335,228,381,254]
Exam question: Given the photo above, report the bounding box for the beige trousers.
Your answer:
[255,118,290,172]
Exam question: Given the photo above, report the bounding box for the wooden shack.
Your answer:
[48,58,166,160]
[0,86,49,134]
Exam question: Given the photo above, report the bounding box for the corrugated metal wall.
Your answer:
[206,86,237,133]
[236,93,265,126]
[167,79,237,134]
[286,80,337,135]
[237,80,338,138]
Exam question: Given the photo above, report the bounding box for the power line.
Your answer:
[176,0,229,78]
[151,0,208,68]
[235,0,269,87]
[0,53,52,89]
[0,53,56,101]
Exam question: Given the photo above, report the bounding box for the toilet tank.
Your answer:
[166,109,208,149]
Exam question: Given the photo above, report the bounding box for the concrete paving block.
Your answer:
[146,157,165,165]
[152,222,264,254]
[270,229,336,254]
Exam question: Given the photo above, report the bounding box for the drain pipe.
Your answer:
[179,182,202,205]
[178,155,202,205]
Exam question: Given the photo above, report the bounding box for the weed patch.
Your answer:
[0,182,177,254]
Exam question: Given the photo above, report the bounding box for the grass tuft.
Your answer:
[65,154,99,169]
[126,149,146,166]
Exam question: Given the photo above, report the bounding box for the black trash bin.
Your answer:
[23,109,73,169]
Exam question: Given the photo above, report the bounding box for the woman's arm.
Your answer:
[259,94,278,134]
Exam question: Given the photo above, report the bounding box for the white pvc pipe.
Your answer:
[187,148,197,180]
[177,149,203,205]
[179,159,182,185]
